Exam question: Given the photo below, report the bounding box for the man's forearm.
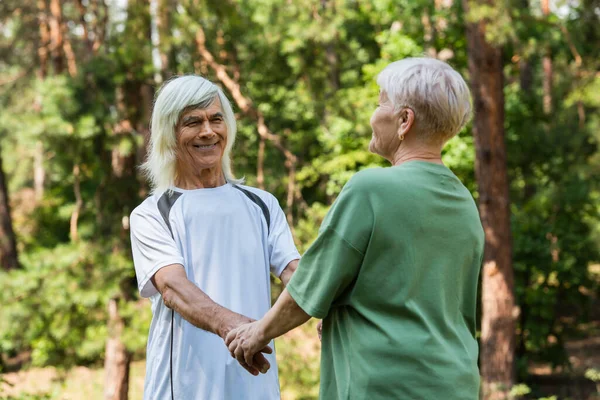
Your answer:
[162,279,244,337]
[154,265,248,339]
[258,289,310,340]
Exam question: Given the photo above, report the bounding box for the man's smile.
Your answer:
[192,143,218,150]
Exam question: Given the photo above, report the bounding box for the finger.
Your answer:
[253,352,271,374]
[228,339,238,355]
[225,330,236,346]
[260,345,273,354]
[234,345,245,365]
[239,361,259,376]
[244,348,255,367]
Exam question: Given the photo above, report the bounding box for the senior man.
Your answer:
[129,75,300,400]
[226,58,485,400]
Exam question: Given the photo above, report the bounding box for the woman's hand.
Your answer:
[226,321,272,373]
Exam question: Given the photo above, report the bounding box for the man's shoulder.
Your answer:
[232,184,277,205]
[130,194,161,219]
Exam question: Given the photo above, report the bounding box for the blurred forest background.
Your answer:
[0,0,599,399]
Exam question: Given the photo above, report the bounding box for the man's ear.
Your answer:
[396,108,415,138]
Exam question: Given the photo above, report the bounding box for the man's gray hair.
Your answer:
[141,75,243,195]
[377,57,472,144]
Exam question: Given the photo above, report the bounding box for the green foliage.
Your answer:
[0,242,141,368]
[0,0,599,398]
[585,367,600,382]
[276,321,321,400]
[510,383,532,397]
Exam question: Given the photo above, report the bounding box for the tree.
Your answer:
[0,144,19,271]
[1,1,599,398]
[463,0,515,398]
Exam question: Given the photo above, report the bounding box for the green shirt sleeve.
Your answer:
[287,173,374,318]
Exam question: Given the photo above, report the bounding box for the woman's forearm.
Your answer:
[259,289,311,340]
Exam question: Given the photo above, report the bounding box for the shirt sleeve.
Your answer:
[286,174,374,318]
[267,195,301,277]
[130,205,185,298]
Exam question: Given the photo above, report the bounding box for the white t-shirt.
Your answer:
[130,183,300,400]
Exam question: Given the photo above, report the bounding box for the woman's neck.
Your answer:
[391,140,443,167]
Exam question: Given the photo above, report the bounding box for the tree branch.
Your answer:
[194,24,298,221]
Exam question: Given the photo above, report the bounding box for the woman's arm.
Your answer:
[226,288,310,366]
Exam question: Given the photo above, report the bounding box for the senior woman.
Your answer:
[226,57,485,399]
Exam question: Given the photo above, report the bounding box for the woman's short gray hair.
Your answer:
[141,75,243,195]
[377,57,472,144]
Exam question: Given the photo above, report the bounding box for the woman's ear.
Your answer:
[397,108,415,138]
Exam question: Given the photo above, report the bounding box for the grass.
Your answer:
[0,322,321,400]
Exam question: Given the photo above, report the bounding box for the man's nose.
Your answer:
[198,121,216,136]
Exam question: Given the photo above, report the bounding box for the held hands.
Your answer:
[220,314,272,376]
[225,321,271,375]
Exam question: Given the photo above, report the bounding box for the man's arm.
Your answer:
[152,264,250,338]
[278,259,299,287]
[152,264,271,374]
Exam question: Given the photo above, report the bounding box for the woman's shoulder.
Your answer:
[349,167,385,185]
[346,167,404,190]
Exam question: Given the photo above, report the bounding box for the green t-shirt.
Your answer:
[287,161,485,400]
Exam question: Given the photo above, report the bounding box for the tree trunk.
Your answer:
[0,147,19,271]
[91,0,109,54]
[104,298,131,400]
[75,0,94,53]
[48,0,64,74]
[61,21,78,77]
[542,0,552,115]
[519,58,533,94]
[257,137,265,190]
[104,3,152,397]
[70,163,83,241]
[37,0,50,80]
[463,1,515,398]
[34,141,45,201]
[518,0,533,95]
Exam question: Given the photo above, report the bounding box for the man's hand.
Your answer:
[219,314,272,376]
[226,321,271,371]
[316,320,322,341]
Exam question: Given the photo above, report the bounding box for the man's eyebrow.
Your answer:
[181,115,203,124]
[209,112,224,119]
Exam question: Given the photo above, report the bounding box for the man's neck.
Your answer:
[175,168,226,189]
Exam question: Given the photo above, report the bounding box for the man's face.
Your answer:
[175,97,227,174]
[369,91,401,160]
